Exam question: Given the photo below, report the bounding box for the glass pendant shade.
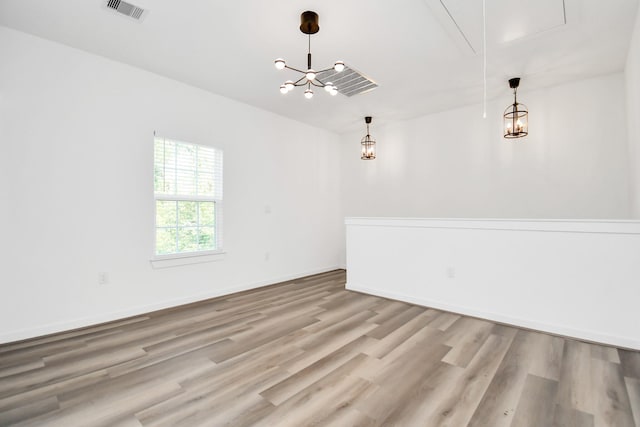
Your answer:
[304,89,314,99]
[274,59,286,70]
[305,69,317,81]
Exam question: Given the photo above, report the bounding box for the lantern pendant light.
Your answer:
[361,116,376,160]
[503,77,528,139]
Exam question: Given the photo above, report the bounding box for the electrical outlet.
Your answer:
[98,272,109,285]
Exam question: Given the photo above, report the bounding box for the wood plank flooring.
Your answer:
[1,269,639,426]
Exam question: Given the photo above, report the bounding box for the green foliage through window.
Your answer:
[155,201,216,255]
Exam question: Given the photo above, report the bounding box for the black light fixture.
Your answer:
[361,117,376,160]
[274,11,345,99]
[504,77,528,138]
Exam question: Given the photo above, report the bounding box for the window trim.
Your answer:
[150,250,226,269]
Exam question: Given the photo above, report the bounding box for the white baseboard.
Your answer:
[1,266,342,344]
[346,282,640,351]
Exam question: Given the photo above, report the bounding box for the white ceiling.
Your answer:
[0,0,637,134]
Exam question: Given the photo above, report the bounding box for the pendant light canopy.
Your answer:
[361,116,376,160]
[504,78,528,139]
[274,11,344,99]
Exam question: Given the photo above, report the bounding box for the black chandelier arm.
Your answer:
[292,76,307,87]
[282,64,337,75]
[316,66,336,74]
[310,78,327,88]
[283,64,306,74]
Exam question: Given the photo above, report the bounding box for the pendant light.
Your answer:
[361,116,376,160]
[503,77,528,138]
[274,11,343,98]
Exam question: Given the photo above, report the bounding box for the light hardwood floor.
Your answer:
[1,270,639,426]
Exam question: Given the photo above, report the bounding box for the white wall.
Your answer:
[341,73,631,220]
[0,26,343,343]
[627,8,640,217]
[346,218,640,350]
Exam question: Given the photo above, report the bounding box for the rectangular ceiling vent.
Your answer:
[317,66,378,97]
[106,0,146,20]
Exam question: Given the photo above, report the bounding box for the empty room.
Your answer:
[1,0,640,426]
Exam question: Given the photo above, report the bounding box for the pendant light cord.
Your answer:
[482,0,487,119]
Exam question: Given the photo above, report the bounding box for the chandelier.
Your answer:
[274,11,345,99]
[503,77,528,139]
[361,116,376,160]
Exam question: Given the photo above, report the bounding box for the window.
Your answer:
[154,136,223,257]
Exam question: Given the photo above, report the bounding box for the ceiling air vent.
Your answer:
[317,66,378,97]
[106,0,146,20]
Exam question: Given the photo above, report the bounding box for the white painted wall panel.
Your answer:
[346,218,640,350]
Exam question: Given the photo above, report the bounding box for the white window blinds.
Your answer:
[154,137,223,200]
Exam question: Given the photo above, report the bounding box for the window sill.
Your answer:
[150,251,226,269]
